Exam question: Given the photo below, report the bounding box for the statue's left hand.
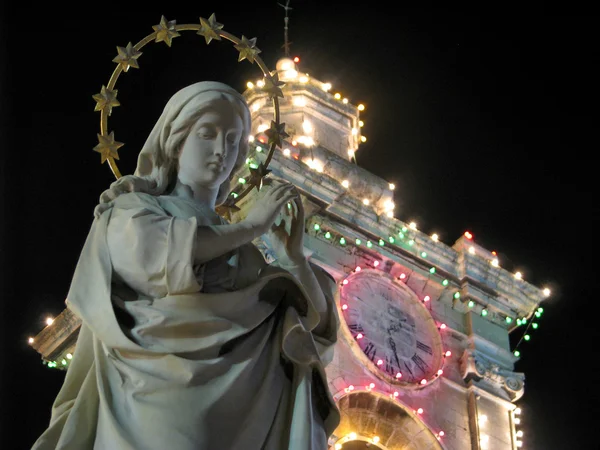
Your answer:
[267,187,306,266]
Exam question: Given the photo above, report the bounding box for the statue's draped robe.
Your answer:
[32,193,340,450]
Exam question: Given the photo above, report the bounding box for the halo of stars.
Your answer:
[92,14,285,209]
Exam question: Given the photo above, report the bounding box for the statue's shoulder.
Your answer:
[112,192,165,214]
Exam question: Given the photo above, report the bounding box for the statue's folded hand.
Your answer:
[242,180,298,237]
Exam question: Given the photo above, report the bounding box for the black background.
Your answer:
[1,3,597,449]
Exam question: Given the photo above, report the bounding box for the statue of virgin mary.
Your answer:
[32,81,340,450]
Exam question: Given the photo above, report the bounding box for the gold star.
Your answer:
[219,197,241,212]
[248,163,271,191]
[235,35,261,64]
[197,14,223,45]
[262,71,285,99]
[112,42,142,72]
[93,132,124,164]
[264,121,289,148]
[153,16,180,47]
[92,86,120,115]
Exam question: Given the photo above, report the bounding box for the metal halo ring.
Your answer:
[93,15,284,207]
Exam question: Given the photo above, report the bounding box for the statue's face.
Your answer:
[177,99,244,189]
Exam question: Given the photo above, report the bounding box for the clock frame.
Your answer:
[338,269,444,386]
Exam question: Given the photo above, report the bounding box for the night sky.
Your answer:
[1,4,597,449]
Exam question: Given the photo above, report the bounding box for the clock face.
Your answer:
[340,270,443,384]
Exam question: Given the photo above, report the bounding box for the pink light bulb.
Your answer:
[373,261,380,267]
[356,333,364,340]
[399,273,406,279]
[369,382,375,389]
[420,379,427,385]
[393,391,399,397]
[342,279,349,285]
[424,295,430,302]
[439,431,445,437]
[445,350,451,357]
[342,304,348,310]
[417,408,424,414]
[377,359,383,366]
[395,372,402,379]
[348,385,354,391]
[440,323,447,329]
[355,266,361,272]
[437,369,443,376]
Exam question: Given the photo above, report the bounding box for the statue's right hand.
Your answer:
[243,180,298,236]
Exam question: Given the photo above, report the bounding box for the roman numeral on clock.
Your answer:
[416,340,433,355]
[411,353,430,373]
[348,323,364,333]
[384,356,396,375]
[363,342,377,361]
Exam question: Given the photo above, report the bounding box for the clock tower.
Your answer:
[30,56,548,450]
[237,57,546,449]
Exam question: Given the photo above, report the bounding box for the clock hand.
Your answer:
[387,335,402,370]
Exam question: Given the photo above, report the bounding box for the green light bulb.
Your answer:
[249,163,259,169]
[408,239,414,246]
[421,251,427,258]
[238,177,246,184]
[231,192,238,198]
[429,267,436,274]
[256,147,262,152]
[524,335,530,341]
[516,318,522,326]
[468,300,474,308]
[356,238,362,245]
[402,226,408,232]
[313,224,320,231]
[506,317,512,324]
[532,322,539,329]
[62,359,67,365]
[481,309,488,316]
[340,237,346,245]
[379,239,385,246]
[442,279,449,286]
[325,232,331,239]
[389,236,395,243]
[245,158,251,164]
[398,232,405,239]
[367,241,373,248]
[538,307,544,313]
[514,350,520,357]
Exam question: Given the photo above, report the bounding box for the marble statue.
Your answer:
[32,81,340,450]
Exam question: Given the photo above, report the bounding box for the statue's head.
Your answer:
[134,81,251,204]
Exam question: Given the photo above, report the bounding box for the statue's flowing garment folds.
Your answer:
[32,192,340,449]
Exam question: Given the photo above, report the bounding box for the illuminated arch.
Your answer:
[331,390,445,450]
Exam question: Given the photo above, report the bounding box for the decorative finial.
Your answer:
[277,1,293,57]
